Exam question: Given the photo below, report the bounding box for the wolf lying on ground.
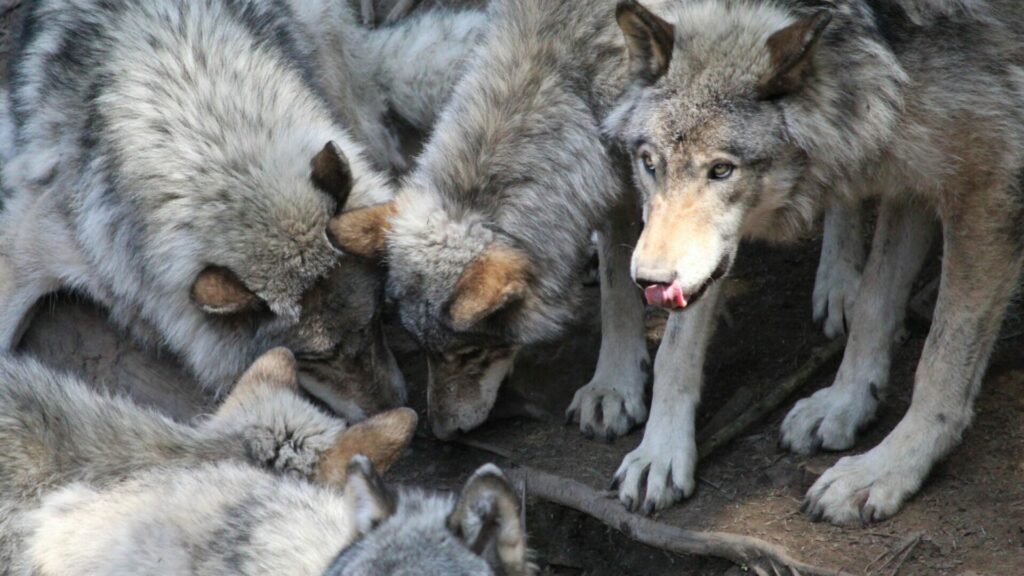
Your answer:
[0,348,532,575]
[0,0,483,419]
[606,0,1024,522]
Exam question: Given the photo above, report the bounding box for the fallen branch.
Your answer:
[698,339,845,460]
[511,466,851,576]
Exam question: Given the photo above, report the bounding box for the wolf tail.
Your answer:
[364,9,487,131]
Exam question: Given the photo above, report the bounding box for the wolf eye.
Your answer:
[640,152,657,177]
[709,163,734,180]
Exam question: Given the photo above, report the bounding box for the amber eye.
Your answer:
[640,152,657,177]
[709,162,735,180]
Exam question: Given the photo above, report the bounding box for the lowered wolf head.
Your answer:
[188,141,404,420]
[606,0,848,310]
[326,459,535,576]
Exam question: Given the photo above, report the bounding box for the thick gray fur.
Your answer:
[607,0,1024,522]
[0,0,484,417]
[0,355,532,575]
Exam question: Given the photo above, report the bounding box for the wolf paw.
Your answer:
[566,379,647,442]
[803,445,926,525]
[780,382,879,454]
[813,257,860,339]
[610,436,695,515]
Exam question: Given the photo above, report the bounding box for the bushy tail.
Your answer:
[364,8,488,131]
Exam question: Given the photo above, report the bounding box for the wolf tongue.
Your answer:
[644,281,687,310]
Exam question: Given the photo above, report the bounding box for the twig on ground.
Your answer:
[511,466,852,576]
[453,437,848,576]
[698,339,846,460]
[865,532,923,576]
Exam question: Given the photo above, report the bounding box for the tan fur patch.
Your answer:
[215,347,299,418]
[327,201,397,259]
[449,245,532,331]
[315,407,418,485]
[191,266,261,314]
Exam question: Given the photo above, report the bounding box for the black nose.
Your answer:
[634,271,675,288]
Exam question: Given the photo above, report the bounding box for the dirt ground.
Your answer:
[4,1,1023,574]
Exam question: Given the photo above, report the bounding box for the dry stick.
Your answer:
[509,466,852,576]
[699,339,846,460]
[452,340,849,574]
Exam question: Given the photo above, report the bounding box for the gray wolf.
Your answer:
[0,0,482,418]
[0,348,532,575]
[329,0,861,449]
[606,0,1024,522]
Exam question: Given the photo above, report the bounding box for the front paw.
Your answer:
[780,381,879,454]
[610,437,696,515]
[813,259,861,339]
[803,446,926,525]
[566,379,647,442]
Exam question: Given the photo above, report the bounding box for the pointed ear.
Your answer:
[315,408,418,486]
[327,201,397,259]
[216,347,299,418]
[757,11,831,100]
[448,245,531,332]
[448,464,529,575]
[311,141,354,212]
[343,455,396,536]
[616,0,675,83]
[191,266,262,315]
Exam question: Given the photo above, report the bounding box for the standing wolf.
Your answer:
[330,0,862,449]
[606,0,1024,522]
[0,349,532,575]
[0,0,483,417]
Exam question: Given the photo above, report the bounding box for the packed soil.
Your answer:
[4,1,1023,574]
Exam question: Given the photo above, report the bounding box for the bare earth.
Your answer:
[3,1,1022,574]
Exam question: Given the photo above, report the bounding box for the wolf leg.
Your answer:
[566,199,649,441]
[0,226,65,350]
[813,199,866,339]
[611,283,722,514]
[805,186,1022,524]
[783,199,934,454]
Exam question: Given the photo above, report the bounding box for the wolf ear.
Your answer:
[448,464,529,575]
[327,201,397,259]
[315,408,418,486]
[343,455,396,536]
[757,11,832,100]
[448,245,531,332]
[616,0,675,83]
[215,347,299,418]
[191,266,263,315]
[311,141,354,212]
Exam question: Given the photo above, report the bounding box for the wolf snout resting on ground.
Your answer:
[607,0,1024,522]
[0,0,484,418]
[0,349,532,575]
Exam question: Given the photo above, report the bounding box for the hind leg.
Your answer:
[782,198,934,454]
[805,183,1023,524]
[567,195,649,441]
[813,199,866,339]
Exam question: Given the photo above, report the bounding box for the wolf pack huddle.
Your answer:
[0,0,1020,572]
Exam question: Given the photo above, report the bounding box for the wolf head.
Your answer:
[326,459,534,576]
[327,8,623,436]
[605,0,903,310]
[186,140,404,419]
